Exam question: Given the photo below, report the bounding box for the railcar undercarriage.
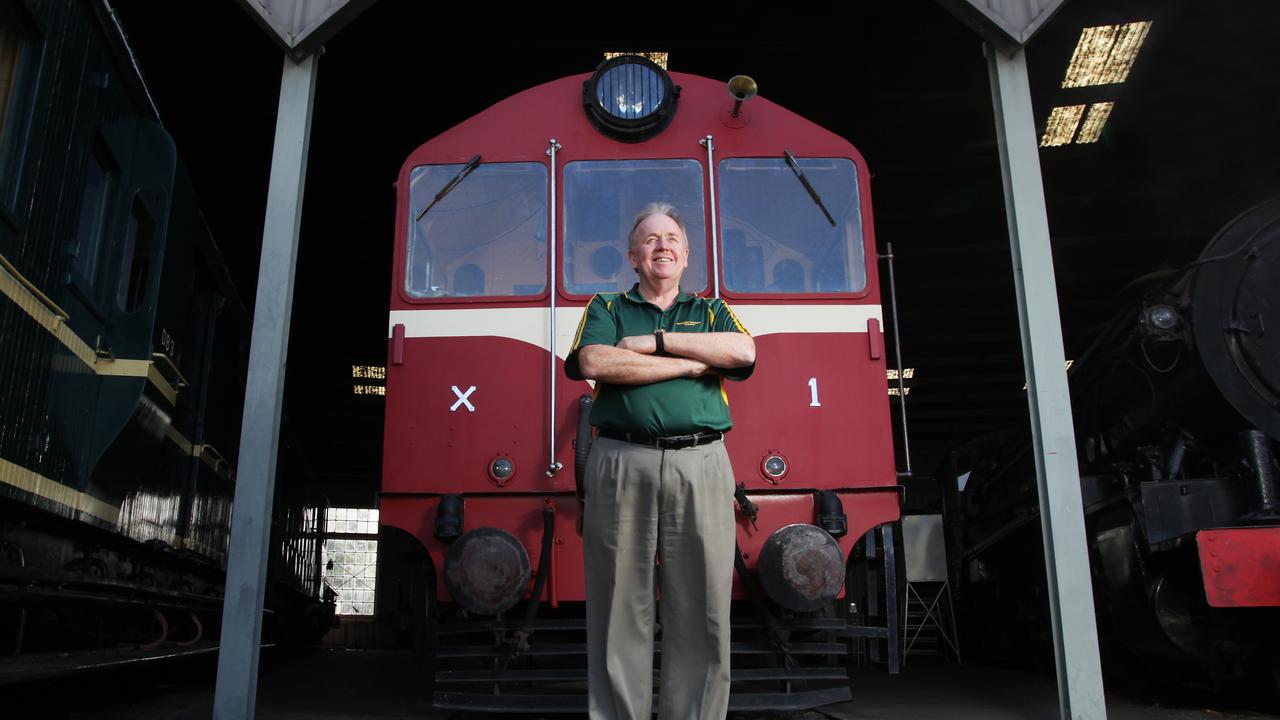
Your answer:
[397,523,902,713]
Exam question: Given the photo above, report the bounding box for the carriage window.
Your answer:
[405,162,547,299]
[0,16,37,205]
[563,159,707,295]
[116,193,156,312]
[718,157,865,294]
[72,146,115,289]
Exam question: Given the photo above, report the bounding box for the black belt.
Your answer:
[598,428,723,450]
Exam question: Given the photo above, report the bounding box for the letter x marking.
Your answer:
[450,385,476,412]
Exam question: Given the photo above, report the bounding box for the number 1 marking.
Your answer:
[808,377,821,407]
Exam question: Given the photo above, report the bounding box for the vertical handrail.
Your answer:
[880,243,912,477]
[700,135,721,298]
[545,139,563,478]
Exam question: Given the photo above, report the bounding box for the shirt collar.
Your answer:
[623,283,696,306]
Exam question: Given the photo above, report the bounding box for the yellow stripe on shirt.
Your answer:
[723,302,750,335]
[570,294,598,352]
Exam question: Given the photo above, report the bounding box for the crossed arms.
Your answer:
[576,332,756,386]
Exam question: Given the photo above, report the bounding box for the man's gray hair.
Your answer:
[627,202,687,249]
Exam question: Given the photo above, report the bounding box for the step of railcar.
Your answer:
[435,666,849,684]
[433,639,851,658]
[433,686,852,713]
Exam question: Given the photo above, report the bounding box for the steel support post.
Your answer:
[986,45,1106,720]
[882,523,900,674]
[213,52,318,720]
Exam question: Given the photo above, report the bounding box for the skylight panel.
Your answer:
[603,52,668,70]
[352,365,386,396]
[1075,103,1114,144]
[1062,22,1151,88]
[1040,105,1086,147]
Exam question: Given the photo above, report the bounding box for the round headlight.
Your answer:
[1145,305,1180,331]
[583,55,679,142]
[489,457,515,485]
[761,453,788,482]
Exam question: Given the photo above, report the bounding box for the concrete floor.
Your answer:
[10,649,1277,719]
[831,662,1278,720]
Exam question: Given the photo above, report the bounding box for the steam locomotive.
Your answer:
[0,1,330,676]
[945,198,1280,689]
[379,55,904,712]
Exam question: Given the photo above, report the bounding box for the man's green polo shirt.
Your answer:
[564,285,754,435]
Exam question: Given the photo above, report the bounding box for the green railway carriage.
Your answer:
[0,0,328,663]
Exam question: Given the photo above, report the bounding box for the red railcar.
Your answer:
[380,55,902,712]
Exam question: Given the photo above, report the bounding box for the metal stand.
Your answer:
[901,514,960,663]
[904,580,960,662]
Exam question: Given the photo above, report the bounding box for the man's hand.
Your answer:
[615,334,658,355]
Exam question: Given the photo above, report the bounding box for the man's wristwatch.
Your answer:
[654,329,665,354]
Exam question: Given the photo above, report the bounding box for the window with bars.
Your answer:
[321,508,379,616]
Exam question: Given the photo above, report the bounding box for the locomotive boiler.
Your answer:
[946,197,1280,689]
[379,55,904,712]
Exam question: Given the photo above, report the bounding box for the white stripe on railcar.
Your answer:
[387,305,883,361]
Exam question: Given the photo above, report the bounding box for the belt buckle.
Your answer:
[659,434,696,450]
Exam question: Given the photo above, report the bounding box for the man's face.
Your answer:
[629,213,689,284]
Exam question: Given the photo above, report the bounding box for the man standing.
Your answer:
[565,203,755,720]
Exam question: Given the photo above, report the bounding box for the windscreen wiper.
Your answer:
[783,150,836,227]
[415,154,482,221]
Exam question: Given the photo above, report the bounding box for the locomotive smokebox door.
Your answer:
[1191,197,1280,441]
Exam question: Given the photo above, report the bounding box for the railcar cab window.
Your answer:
[405,162,548,299]
[718,157,865,295]
[562,159,706,295]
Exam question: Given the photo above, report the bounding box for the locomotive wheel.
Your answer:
[173,610,204,646]
[139,608,169,650]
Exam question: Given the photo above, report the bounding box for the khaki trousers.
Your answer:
[583,436,736,720]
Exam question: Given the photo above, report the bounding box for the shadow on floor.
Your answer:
[9,650,1278,719]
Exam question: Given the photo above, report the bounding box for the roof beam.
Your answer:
[235,0,376,60]
[935,0,1069,51]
